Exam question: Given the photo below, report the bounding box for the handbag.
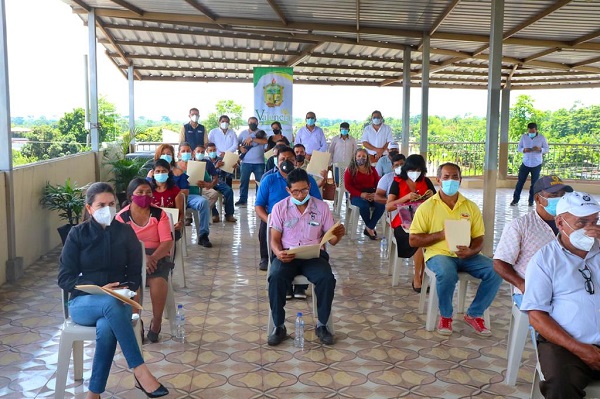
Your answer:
[322,180,336,201]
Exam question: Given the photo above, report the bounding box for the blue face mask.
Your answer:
[180,152,192,162]
[372,118,382,125]
[160,154,173,164]
[154,172,168,183]
[528,133,537,138]
[306,118,316,126]
[441,179,460,196]
[340,129,349,136]
[543,196,561,216]
[291,193,310,206]
[195,153,205,161]
[208,152,217,159]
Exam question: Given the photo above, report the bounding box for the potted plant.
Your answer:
[104,156,148,206]
[40,178,87,245]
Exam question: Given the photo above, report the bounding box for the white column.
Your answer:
[420,35,430,160]
[402,47,411,156]
[88,9,99,152]
[499,84,511,180]
[128,64,135,151]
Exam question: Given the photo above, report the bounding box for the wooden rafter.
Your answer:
[70,0,90,12]
[429,0,460,36]
[109,0,144,16]
[570,56,600,68]
[113,40,303,56]
[570,28,600,46]
[183,0,217,21]
[356,0,360,43]
[524,48,560,63]
[287,43,324,66]
[96,20,142,80]
[265,0,288,26]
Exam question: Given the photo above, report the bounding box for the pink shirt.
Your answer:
[493,209,556,294]
[115,205,172,250]
[270,196,335,250]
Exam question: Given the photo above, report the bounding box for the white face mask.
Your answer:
[190,115,199,123]
[92,206,116,226]
[220,122,230,130]
[564,220,596,251]
[407,171,421,182]
[394,166,403,175]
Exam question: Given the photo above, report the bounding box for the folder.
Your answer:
[444,219,471,251]
[286,221,341,259]
[75,285,143,310]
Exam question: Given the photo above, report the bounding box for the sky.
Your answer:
[5,0,600,122]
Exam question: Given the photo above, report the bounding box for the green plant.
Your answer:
[40,178,87,225]
[104,156,147,193]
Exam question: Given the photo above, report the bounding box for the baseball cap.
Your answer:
[532,175,573,195]
[388,142,400,150]
[340,122,350,129]
[556,191,600,217]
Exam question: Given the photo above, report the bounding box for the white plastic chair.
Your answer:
[504,290,530,386]
[332,163,346,215]
[418,266,490,332]
[161,208,187,288]
[55,242,145,399]
[265,215,334,336]
[158,210,180,335]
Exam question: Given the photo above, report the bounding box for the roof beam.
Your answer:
[570,56,600,68]
[570,28,600,46]
[356,0,360,43]
[96,20,142,80]
[433,32,600,51]
[183,0,217,21]
[265,0,288,25]
[523,48,560,63]
[287,43,325,66]
[70,0,90,12]
[112,52,288,66]
[108,0,144,16]
[429,0,460,36]
[113,40,303,56]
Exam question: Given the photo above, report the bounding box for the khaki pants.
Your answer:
[202,188,219,209]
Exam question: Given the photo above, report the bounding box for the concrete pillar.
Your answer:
[88,9,99,152]
[128,64,135,153]
[499,84,510,180]
[402,47,411,156]
[420,35,430,160]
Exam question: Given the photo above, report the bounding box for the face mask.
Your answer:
[394,166,403,175]
[160,154,172,164]
[356,158,367,166]
[291,193,311,206]
[295,155,305,163]
[372,118,382,125]
[273,129,281,135]
[249,123,258,131]
[279,159,295,174]
[190,115,199,123]
[132,194,152,208]
[92,205,116,226]
[340,129,349,136]
[306,118,316,126]
[195,153,205,161]
[407,171,421,182]
[154,172,168,183]
[542,196,561,216]
[208,151,217,159]
[389,151,398,159]
[564,220,596,251]
[528,133,537,138]
[441,179,460,196]
[180,152,192,162]
[220,122,229,130]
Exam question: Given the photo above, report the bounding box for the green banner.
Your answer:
[253,67,294,142]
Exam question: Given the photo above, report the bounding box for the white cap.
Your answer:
[556,191,600,217]
[388,142,399,150]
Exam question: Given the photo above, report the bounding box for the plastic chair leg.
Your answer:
[505,307,530,385]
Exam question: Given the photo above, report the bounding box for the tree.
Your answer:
[508,95,547,141]
[203,99,244,131]
[58,108,87,144]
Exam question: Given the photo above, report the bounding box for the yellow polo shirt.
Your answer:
[409,192,485,262]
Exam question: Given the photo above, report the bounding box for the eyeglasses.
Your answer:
[578,264,595,295]
[290,188,309,196]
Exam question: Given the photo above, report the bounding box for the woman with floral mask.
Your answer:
[344,148,386,240]
[58,182,168,399]
[386,154,436,292]
[116,179,173,343]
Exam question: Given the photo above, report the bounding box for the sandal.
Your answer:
[147,321,161,343]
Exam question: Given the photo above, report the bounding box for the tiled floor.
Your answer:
[1,188,552,398]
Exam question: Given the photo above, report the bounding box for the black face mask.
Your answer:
[295,155,305,163]
[272,129,281,135]
[279,159,295,174]
[249,123,258,131]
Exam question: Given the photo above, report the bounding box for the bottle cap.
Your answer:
[297,312,302,317]
[178,304,183,308]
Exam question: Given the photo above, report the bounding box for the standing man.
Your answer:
[328,122,357,184]
[409,162,502,336]
[361,110,394,164]
[236,117,268,207]
[179,107,207,151]
[294,111,327,160]
[521,192,600,398]
[511,122,549,207]
[208,115,238,157]
[375,141,400,177]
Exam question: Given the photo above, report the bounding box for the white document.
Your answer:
[264,148,274,160]
[306,150,330,178]
[186,160,206,186]
[221,151,239,174]
[76,285,143,310]
[286,221,341,260]
[444,219,471,251]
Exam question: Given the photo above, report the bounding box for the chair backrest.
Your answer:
[266,214,273,260]
[160,208,177,262]
[61,289,70,321]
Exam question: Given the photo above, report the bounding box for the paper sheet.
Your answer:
[306,150,330,178]
[444,219,471,251]
[221,151,239,174]
[264,148,274,160]
[186,160,206,186]
[286,221,341,259]
[75,285,143,310]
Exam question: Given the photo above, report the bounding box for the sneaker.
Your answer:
[225,215,237,222]
[315,325,334,345]
[235,201,247,207]
[267,326,287,346]
[212,215,220,223]
[198,234,213,248]
[293,286,307,299]
[464,314,492,336]
[509,201,518,206]
[437,316,453,336]
[285,288,293,300]
[259,258,268,271]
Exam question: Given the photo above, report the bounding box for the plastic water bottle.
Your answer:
[380,237,388,257]
[175,304,185,342]
[294,312,305,349]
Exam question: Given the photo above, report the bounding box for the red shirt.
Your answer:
[344,167,380,198]
[151,186,180,208]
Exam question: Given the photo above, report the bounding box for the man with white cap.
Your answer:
[521,191,600,398]
[375,141,401,177]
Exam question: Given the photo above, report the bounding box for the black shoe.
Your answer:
[267,326,287,346]
[510,201,518,206]
[259,258,268,271]
[363,228,379,240]
[286,288,293,300]
[134,375,169,398]
[198,234,213,248]
[147,321,161,343]
[235,201,247,207]
[293,286,307,299]
[315,325,334,345]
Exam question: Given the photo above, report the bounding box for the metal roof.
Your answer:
[60,0,600,89]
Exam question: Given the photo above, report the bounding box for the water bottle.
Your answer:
[380,237,388,258]
[294,312,305,349]
[175,304,185,342]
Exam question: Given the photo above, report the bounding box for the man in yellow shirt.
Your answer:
[409,163,502,336]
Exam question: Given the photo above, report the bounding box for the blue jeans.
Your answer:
[426,254,502,318]
[187,194,210,236]
[513,163,542,204]
[350,196,386,230]
[213,182,234,216]
[69,295,144,394]
[238,163,265,203]
[268,251,336,327]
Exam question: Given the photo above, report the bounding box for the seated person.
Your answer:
[385,154,435,293]
[293,143,309,170]
[409,162,502,336]
[344,148,386,240]
[148,159,185,238]
[375,141,400,177]
[266,142,288,171]
[116,178,173,343]
[267,168,345,346]
[267,121,290,150]
[374,153,406,200]
[521,192,600,399]
[205,142,238,221]
[58,182,168,399]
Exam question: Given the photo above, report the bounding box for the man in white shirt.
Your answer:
[521,191,600,399]
[494,175,572,307]
[510,122,549,207]
[361,110,394,164]
[294,111,327,159]
[328,122,357,185]
[208,115,238,157]
[374,153,406,202]
[375,142,400,177]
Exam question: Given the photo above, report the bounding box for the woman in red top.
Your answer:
[149,159,184,236]
[344,148,386,240]
[386,154,435,292]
